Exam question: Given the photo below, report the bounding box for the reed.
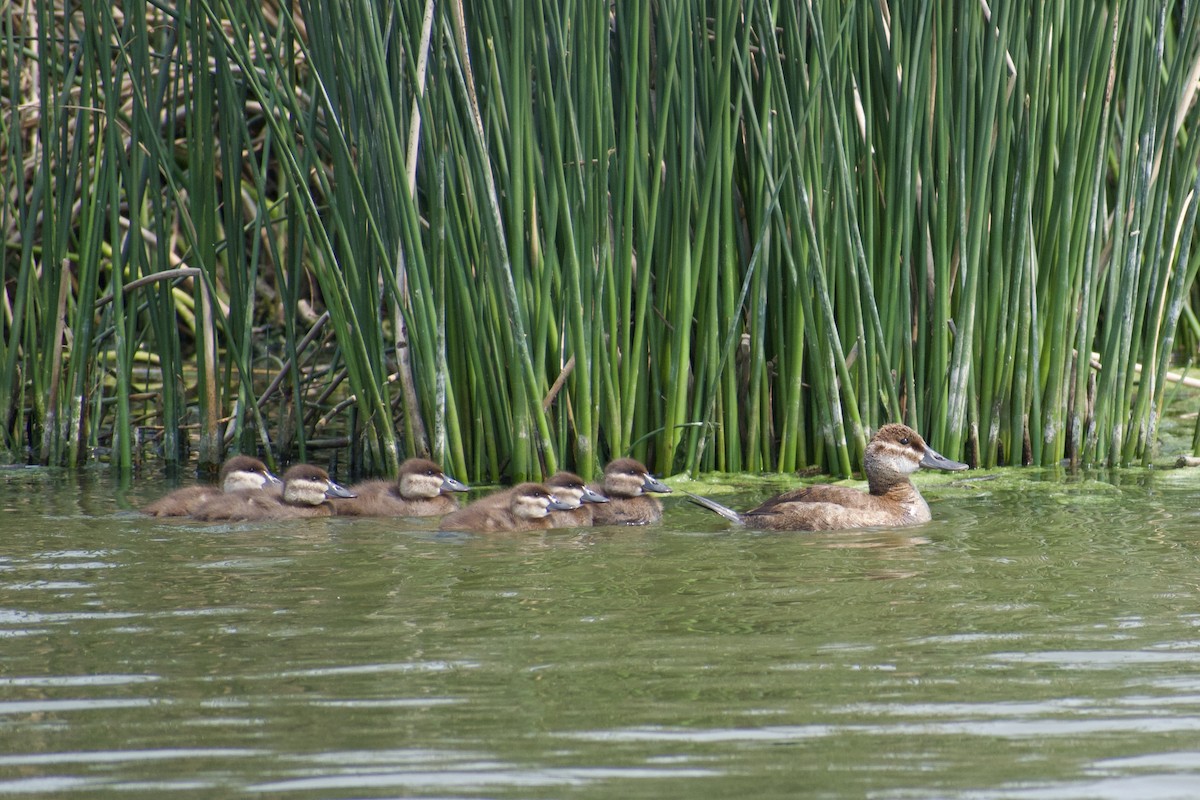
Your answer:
[2,1,1199,481]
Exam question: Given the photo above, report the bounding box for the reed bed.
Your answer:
[2,0,1199,482]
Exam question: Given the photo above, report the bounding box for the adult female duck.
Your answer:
[689,424,967,530]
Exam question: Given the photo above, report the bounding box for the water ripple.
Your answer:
[309,698,461,708]
[0,777,93,793]
[1090,751,1200,772]
[1,581,91,591]
[0,748,259,766]
[0,698,160,714]
[992,650,1200,668]
[247,765,722,792]
[0,609,141,624]
[0,674,159,688]
[274,660,479,678]
[933,775,1200,799]
[563,715,1200,742]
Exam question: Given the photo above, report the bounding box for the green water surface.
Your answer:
[2,465,1200,799]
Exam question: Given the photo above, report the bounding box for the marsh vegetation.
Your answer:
[3,1,1199,481]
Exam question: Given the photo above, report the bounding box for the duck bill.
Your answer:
[263,471,284,488]
[580,485,609,504]
[642,474,672,494]
[546,496,574,511]
[324,479,357,499]
[920,447,969,471]
[441,475,469,493]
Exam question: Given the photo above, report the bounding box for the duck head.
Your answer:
[864,424,968,493]
[510,483,573,519]
[546,471,609,509]
[219,455,283,492]
[398,458,469,498]
[281,464,356,506]
[603,458,672,498]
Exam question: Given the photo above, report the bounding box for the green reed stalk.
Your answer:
[732,6,774,472]
[922,2,952,448]
[532,0,600,474]
[1134,4,1200,464]
[943,3,1008,459]
[140,39,187,470]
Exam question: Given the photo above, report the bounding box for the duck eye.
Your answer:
[899,437,910,445]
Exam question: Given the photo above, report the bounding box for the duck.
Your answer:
[587,458,672,525]
[687,423,968,530]
[191,463,356,521]
[330,457,469,517]
[142,455,283,517]
[543,471,610,527]
[468,471,609,527]
[438,483,573,532]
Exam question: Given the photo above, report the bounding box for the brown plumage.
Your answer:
[142,455,281,517]
[331,458,468,517]
[438,483,572,533]
[587,458,672,526]
[191,464,355,522]
[688,423,968,531]
[469,471,609,528]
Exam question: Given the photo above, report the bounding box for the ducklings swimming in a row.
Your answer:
[191,463,355,521]
[439,482,574,532]
[142,456,671,529]
[142,457,467,521]
[436,459,675,531]
[457,471,609,528]
[141,455,283,517]
[141,424,963,531]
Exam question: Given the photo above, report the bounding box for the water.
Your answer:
[2,465,1200,798]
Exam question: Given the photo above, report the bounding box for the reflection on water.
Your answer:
[0,466,1198,797]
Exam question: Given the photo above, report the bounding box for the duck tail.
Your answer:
[684,491,744,525]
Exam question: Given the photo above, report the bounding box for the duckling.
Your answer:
[587,458,672,525]
[469,471,609,527]
[142,455,282,517]
[330,457,468,517]
[688,423,968,531]
[544,471,609,527]
[438,483,573,533]
[191,464,355,521]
